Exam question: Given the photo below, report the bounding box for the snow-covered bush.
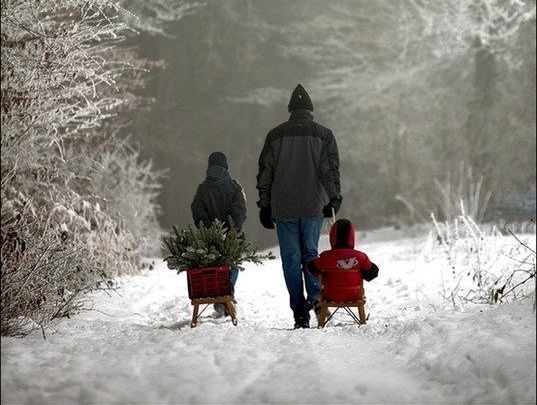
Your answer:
[0,0,178,336]
[430,203,535,309]
[433,164,492,223]
[396,163,493,227]
[84,142,165,257]
[494,227,536,308]
[0,187,119,336]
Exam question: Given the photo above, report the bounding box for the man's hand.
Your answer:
[322,196,342,218]
[259,206,275,229]
[306,260,322,276]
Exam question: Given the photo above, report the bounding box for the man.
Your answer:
[256,84,342,329]
[191,151,247,316]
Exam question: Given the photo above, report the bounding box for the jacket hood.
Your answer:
[205,165,230,184]
[329,218,356,249]
[289,109,314,121]
[208,151,228,169]
[288,84,314,112]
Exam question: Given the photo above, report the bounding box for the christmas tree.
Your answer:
[163,220,274,272]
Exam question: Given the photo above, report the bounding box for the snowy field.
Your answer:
[1,227,536,404]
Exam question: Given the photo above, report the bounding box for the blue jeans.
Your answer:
[230,267,239,293]
[275,217,323,313]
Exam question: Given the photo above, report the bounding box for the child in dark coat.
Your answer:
[191,151,247,316]
[309,218,378,304]
[191,151,246,233]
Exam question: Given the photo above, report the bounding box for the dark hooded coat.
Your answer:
[256,85,341,219]
[191,161,246,230]
[256,108,341,218]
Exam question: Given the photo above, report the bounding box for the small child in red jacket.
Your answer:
[309,218,378,303]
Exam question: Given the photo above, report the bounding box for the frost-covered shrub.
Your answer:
[433,164,492,224]
[395,163,493,228]
[0,0,172,336]
[494,227,536,308]
[82,143,165,257]
[0,185,119,336]
[430,203,535,309]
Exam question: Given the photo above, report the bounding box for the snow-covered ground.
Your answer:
[2,228,536,404]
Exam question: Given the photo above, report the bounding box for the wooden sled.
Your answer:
[187,266,238,328]
[316,270,367,328]
[190,295,238,328]
[316,298,367,328]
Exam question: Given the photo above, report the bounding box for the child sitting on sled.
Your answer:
[308,218,379,303]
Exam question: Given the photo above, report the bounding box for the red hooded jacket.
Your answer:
[311,219,378,301]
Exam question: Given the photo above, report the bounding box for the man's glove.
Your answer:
[259,206,275,229]
[322,196,342,218]
[306,260,322,276]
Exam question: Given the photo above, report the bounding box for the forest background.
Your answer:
[129,0,536,247]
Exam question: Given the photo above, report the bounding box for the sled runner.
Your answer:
[187,266,238,327]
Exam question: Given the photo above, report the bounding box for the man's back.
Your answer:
[257,109,340,218]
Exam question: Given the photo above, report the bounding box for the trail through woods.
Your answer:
[2,229,536,404]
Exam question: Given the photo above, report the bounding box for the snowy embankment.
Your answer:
[1,228,536,404]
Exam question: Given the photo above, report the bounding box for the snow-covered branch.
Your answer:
[1,0,185,336]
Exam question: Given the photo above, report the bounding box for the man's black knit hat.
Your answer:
[288,84,314,112]
[208,151,228,169]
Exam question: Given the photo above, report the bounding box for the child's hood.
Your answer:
[205,151,230,184]
[205,165,230,183]
[329,218,356,249]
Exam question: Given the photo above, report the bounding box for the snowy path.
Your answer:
[2,231,536,404]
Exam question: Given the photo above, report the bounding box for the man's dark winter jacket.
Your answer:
[191,165,246,230]
[257,109,341,218]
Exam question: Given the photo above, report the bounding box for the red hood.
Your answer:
[329,219,356,248]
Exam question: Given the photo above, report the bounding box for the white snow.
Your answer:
[2,228,536,404]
